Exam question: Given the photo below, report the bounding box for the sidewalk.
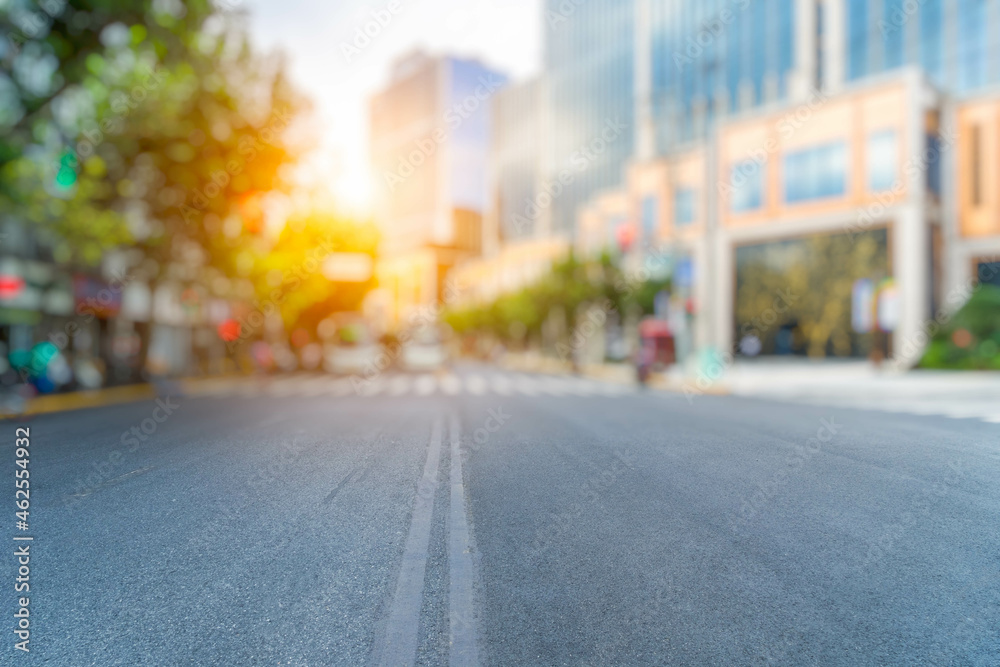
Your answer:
[706,359,1000,423]
[503,352,1000,423]
[0,375,246,418]
[500,351,726,393]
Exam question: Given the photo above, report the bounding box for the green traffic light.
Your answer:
[54,152,79,189]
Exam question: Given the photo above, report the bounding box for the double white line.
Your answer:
[375,414,479,666]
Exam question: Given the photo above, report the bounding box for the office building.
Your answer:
[368,51,506,324]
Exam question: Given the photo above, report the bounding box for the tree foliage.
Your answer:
[444,250,669,346]
[1,0,307,278]
[919,285,1000,370]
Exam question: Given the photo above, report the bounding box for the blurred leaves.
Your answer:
[1,0,308,280]
[735,230,888,357]
[919,286,1000,370]
[444,250,666,346]
[249,211,380,335]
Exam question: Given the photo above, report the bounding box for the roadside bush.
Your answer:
[919,285,1000,370]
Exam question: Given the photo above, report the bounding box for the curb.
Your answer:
[499,355,735,395]
[3,375,249,418]
[7,384,156,418]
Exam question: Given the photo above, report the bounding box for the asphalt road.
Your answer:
[5,365,999,665]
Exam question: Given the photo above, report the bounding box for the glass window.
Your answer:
[971,125,982,206]
[731,161,765,213]
[919,0,943,81]
[926,133,942,197]
[958,0,986,92]
[675,188,696,226]
[977,261,1000,288]
[641,195,658,240]
[868,130,897,192]
[778,0,795,94]
[847,0,869,80]
[783,142,848,203]
[882,0,905,70]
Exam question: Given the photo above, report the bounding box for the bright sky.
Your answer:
[242,0,542,216]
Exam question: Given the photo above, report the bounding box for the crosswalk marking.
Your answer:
[465,374,487,396]
[389,375,412,396]
[514,375,539,396]
[415,374,436,396]
[491,375,513,396]
[440,374,461,395]
[361,377,387,397]
[326,377,355,397]
[190,371,642,400]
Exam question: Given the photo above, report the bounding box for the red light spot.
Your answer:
[290,328,310,348]
[952,328,973,349]
[0,275,25,300]
[218,319,241,342]
[616,223,636,251]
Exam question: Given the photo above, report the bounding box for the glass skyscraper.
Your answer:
[846,0,997,93]
[648,0,796,150]
[496,0,998,244]
[492,79,544,241]
[543,0,635,235]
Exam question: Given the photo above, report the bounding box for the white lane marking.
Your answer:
[448,416,480,666]
[465,374,487,396]
[362,377,387,397]
[326,377,355,397]
[514,375,539,396]
[539,377,566,396]
[441,374,462,395]
[415,374,437,396]
[376,417,444,667]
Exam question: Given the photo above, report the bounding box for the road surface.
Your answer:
[6,365,999,665]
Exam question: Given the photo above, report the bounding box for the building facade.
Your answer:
[576,0,1000,364]
[543,0,636,236]
[491,77,546,243]
[369,52,506,325]
[477,0,995,365]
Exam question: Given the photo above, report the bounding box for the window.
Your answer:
[730,161,765,213]
[919,0,943,82]
[957,0,987,92]
[641,196,658,241]
[847,0,869,80]
[814,0,824,90]
[882,0,905,70]
[783,142,848,203]
[867,131,898,192]
[674,188,696,226]
[926,133,942,197]
[971,125,982,206]
[977,261,1000,288]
